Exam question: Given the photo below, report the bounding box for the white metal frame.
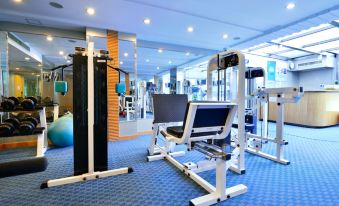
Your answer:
[42,40,131,188]
[245,86,304,164]
[124,95,135,121]
[147,102,247,206]
[37,107,48,157]
[207,50,246,174]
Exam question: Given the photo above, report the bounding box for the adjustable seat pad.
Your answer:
[166,126,217,138]
[166,101,230,138]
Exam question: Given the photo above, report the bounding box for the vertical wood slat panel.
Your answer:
[107,30,119,140]
[125,73,130,95]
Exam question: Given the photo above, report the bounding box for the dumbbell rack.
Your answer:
[44,103,59,122]
[0,106,48,157]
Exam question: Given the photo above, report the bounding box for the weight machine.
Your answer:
[41,42,133,188]
[207,50,304,173]
[246,86,303,164]
[147,97,247,206]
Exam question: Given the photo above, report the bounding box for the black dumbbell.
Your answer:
[0,117,20,137]
[1,96,21,111]
[21,97,38,110]
[0,122,15,137]
[27,97,38,105]
[8,97,21,106]
[19,117,39,135]
[4,117,20,130]
[1,99,16,111]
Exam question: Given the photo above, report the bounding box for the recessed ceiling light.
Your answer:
[286,2,295,10]
[46,35,53,41]
[223,34,229,39]
[168,60,172,64]
[144,18,151,25]
[156,66,160,70]
[187,26,194,32]
[13,0,23,4]
[16,67,20,70]
[123,52,128,57]
[185,52,190,56]
[49,2,63,9]
[120,61,123,65]
[36,74,41,77]
[146,59,150,62]
[59,51,64,55]
[67,60,71,63]
[31,72,34,75]
[158,49,163,53]
[25,57,30,61]
[86,7,95,15]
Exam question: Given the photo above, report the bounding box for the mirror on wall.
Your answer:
[4,31,86,117]
[118,39,137,122]
[7,33,42,99]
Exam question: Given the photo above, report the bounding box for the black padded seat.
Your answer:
[166,126,217,138]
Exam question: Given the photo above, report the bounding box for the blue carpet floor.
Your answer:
[0,123,339,206]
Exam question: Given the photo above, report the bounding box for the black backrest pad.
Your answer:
[192,104,230,128]
[125,97,133,102]
[153,94,188,124]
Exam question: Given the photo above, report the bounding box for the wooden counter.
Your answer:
[261,91,339,128]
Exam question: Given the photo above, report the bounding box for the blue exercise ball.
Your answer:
[48,114,73,147]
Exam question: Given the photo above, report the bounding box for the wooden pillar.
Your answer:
[125,73,130,95]
[107,30,119,140]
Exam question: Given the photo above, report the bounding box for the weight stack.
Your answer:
[72,55,108,175]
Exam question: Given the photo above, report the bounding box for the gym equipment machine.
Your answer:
[147,100,247,206]
[206,50,304,172]
[245,86,303,164]
[41,42,133,188]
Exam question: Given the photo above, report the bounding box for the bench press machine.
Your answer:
[147,100,247,206]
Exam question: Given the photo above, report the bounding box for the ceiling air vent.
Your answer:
[292,55,335,71]
[25,18,42,26]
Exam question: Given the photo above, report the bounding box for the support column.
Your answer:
[0,31,9,97]
[107,30,120,140]
[125,73,130,95]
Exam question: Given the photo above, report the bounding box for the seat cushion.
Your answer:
[166,126,218,138]
[166,126,184,138]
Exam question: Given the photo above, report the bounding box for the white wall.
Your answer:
[298,68,336,91]
[245,53,299,88]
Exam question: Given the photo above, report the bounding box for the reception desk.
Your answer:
[261,91,339,128]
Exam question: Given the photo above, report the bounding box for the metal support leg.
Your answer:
[41,167,133,188]
[36,131,47,157]
[38,108,48,155]
[275,97,289,164]
[53,104,59,121]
